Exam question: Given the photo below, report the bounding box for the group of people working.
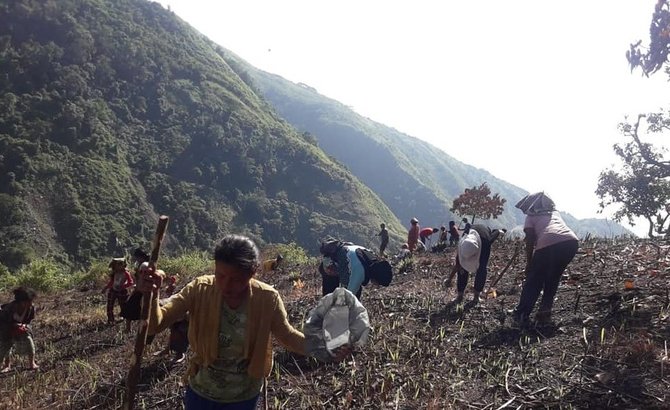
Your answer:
[0,192,579,409]
[389,192,579,327]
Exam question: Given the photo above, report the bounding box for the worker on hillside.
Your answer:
[511,192,579,327]
[261,254,284,274]
[448,221,460,246]
[319,239,393,300]
[449,225,506,304]
[376,223,390,257]
[407,217,420,252]
[0,287,39,372]
[419,227,439,247]
[103,257,134,326]
[138,234,351,409]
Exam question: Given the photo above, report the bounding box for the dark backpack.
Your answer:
[319,239,353,258]
[355,248,393,286]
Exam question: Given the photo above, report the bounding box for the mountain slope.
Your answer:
[0,0,404,268]
[222,59,631,237]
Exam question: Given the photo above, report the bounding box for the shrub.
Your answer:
[70,259,110,290]
[159,251,211,283]
[4,259,69,292]
[262,242,316,267]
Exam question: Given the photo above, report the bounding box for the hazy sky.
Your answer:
[156,0,669,235]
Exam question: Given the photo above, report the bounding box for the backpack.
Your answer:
[355,248,393,286]
[320,239,353,258]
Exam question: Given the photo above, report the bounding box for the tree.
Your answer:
[596,1,670,237]
[450,183,506,224]
[626,0,670,76]
[596,117,670,237]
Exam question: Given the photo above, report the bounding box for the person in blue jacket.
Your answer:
[319,240,391,300]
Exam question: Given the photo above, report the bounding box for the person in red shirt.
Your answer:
[419,227,439,246]
[407,218,420,252]
[102,258,134,325]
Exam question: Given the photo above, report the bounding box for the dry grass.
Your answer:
[1,238,669,409]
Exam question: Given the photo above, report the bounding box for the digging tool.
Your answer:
[486,242,522,294]
[123,215,169,410]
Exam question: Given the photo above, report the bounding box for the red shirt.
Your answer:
[105,269,134,291]
[419,228,434,238]
[407,224,420,250]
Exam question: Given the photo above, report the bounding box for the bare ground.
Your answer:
[1,238,669,409]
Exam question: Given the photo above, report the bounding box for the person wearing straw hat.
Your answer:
[452,225,506,304]
[510,192,579,328]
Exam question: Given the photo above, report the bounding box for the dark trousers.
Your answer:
[321,275,362,299]
[457,239,492,293]
[321,273,340,296]
[106,289,128,322]
[184,386,259,410]
[379,240,388,257]
[515,239,579,319]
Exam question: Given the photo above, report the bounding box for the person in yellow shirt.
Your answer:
[261,254,283,274]
[140,235,348,409]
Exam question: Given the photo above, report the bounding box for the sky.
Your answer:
[156,0,669,236]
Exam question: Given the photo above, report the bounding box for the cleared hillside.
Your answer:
[1,238,667,408]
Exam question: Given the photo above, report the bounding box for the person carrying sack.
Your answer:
[138,234,352,409]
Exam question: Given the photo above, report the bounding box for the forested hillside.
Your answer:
[226,60,631,237]
[0,0,404,270]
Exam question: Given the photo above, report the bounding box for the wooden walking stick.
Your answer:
[123,215,169,410]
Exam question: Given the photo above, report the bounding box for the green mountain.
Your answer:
[0,0,405,270]
[218,55,632,237]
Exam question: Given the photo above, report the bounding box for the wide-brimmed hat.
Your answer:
[515,192,555,216]
[458,230,481,273]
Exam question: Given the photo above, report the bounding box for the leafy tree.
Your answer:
[597,1,670,237]
[596,117,670,237]
[627,0,670,76]
[449,183,506,224]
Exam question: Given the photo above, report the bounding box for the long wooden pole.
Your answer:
[487,242,521,291]
[123,215,169,410]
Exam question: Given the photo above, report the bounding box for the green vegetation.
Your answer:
[0,0,404,271]
[596,1,670,238]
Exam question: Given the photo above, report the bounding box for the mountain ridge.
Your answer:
[219,54,632,237]
[0,0,405,269]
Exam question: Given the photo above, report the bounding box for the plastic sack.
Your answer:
[304,287,370,362]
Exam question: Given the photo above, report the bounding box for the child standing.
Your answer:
[102,258,134,326]
[0,287,39,372]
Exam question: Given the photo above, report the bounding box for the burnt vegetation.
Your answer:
[1,237,669,409]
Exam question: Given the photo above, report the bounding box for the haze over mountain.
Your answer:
[217,52,631,238]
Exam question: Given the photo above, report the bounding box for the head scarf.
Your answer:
[515,192,555,216]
